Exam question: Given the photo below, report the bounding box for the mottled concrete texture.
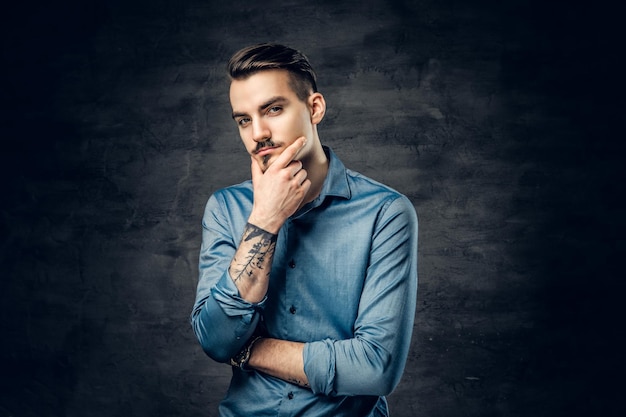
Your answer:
[1,0,623,416]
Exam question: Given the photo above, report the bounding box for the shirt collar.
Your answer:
[319,146,351,200]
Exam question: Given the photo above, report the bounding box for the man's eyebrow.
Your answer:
[231,111,247,120]
[259,96,288,111]
[231,96,288,120]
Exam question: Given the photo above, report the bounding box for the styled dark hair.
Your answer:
[227,43,318,101]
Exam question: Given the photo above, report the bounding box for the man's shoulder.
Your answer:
[344,168,405,199]
[342,167,417,219]
[211,180,253,199]
[205,180,253,211]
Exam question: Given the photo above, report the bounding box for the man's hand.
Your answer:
[248,137,311,234]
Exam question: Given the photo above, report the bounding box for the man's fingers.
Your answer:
[273,137,306,169]
[289,160,303,177]
[294,166,308,184]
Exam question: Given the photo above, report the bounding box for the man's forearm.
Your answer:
[248,338,310,389]
[229,222,278,303]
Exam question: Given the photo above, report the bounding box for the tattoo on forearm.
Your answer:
[288,378,310,388]
[230,223,277,284]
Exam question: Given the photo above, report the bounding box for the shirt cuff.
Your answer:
[303,339,336,396]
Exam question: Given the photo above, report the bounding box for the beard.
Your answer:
[255,139,278,169]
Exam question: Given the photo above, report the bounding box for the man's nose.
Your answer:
[252,119,270,142]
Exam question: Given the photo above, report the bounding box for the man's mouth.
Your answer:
[254,140,278,156]
[255,146,276,156]
[254,139,276,153]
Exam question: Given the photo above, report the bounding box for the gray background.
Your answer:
[1,0,622,416]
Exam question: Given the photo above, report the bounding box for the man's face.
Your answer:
[230,69,315,171]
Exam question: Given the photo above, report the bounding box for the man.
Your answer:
[191,43,418,416]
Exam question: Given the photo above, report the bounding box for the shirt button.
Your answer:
[287,392,294,400]
[288,259,296,268]
[289,305,296,314]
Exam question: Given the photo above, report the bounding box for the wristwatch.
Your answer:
[230,336,262,371]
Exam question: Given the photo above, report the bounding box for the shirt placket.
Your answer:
[284,219,299,340]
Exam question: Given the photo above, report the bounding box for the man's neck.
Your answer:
[300,144,329,206]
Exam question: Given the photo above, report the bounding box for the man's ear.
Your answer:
[308,92,326,125]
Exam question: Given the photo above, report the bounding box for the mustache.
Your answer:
[255,140,276,152]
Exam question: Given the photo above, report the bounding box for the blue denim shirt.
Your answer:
[191,147,418,416]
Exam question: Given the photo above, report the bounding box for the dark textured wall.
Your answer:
[1,0,622,416]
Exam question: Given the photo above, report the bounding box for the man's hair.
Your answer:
[228,43,318,102]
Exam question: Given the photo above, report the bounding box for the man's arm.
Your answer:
[228,137,310,303]
[248,338,310,388]
[226,222,278,304]
[191,138,310,361]
[246,195,418,396]
[304,195,418,396]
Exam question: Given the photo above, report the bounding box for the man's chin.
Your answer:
[262,154,272,168]
[261,150,285,170]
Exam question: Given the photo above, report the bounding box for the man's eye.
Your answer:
[268,106,282,114]
[237,118,250,126]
